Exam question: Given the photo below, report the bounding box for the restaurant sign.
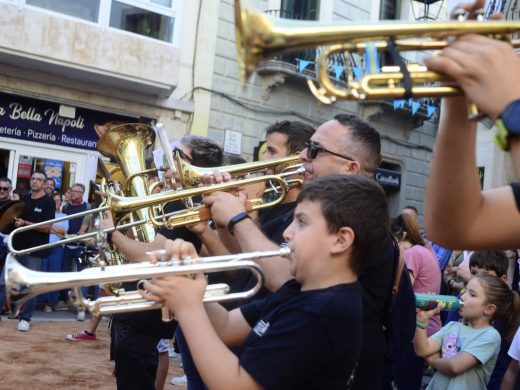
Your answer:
[0,93,136,151]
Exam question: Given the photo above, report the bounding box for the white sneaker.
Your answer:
[170,375,187,386]
[18,320,30,332]
[77,311,86,321]
[168,347,181,360]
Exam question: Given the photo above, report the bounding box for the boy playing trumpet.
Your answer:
[142,174,389,389]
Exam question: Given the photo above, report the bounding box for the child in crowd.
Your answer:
[443,251,512,389]
[142,175,389,389]
[415,274,520,389]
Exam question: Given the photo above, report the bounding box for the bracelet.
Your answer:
[416,321,428,329]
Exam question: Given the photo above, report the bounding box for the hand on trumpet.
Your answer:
[141,239,208,316]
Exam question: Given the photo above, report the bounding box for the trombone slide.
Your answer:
[5,248,291,321]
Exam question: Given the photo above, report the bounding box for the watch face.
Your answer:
[502,100,520,136]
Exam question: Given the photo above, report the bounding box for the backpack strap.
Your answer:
[390,236,405,306]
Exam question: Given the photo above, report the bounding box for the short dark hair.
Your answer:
[181,135,223,168]
[334,114,381,176]
[223,153,246,165]
[469,250,509,278]
[298,174,389,274]
[265,120,315,154]
[32,170,47,180]
[45,178,56,185]
[0,177,12,185]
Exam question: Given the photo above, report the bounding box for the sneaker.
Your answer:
[168,347,181,360]
[66,330,96,341]
[77,311,86,321]
[54,301,69,311]
[170,375,187,386]
[43,304,52,313]
[17,320,30,332]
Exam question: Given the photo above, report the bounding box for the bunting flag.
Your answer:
[426,105,437,118]
[297,60,311,73]
[393,100,406,110]
[411,100,421,115]
[352,67,363,80]
[334,65,344,80]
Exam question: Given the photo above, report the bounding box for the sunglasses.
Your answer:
[304,140,355,162]
[0,187,10,191]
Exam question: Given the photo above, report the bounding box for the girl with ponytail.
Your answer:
[414,274,520,389]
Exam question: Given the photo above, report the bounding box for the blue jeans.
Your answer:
[176,327,207,390]
[17,255,43,322]
[38,245,64,305]
[59,246,88,302]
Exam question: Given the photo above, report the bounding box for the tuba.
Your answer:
[97,123,157,244]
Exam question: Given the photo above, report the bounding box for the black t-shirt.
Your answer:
[352,233,396,389]
[239,279,362,390]
[224,202,296,309]
[11,193,55,257]
[113,200,202,339]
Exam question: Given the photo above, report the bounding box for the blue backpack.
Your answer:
[382,237,417,361]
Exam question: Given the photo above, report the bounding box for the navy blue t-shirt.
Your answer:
[239,279,362,390]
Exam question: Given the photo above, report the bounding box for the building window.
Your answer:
[380,0,400,20]
[280,0,320,20]
[26,0,101,22]
[109,0,174,42]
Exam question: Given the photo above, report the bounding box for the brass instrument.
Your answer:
[5,248,290,322]
[113,167,304,229]
[235,0,520,103]
[175,153,300,188]
[97,123,157,244]
[8,155,303,254]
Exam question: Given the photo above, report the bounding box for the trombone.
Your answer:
[5,248,290,322]
[235,0,520,103]
[7,155,303,255]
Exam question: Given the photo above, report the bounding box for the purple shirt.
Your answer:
[405,244,442,336]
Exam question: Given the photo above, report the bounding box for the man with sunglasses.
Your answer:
[10,170,55,332]
[204,113,396,389]
[0,177,12,208]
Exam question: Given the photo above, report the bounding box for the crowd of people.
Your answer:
[2,0,520,389]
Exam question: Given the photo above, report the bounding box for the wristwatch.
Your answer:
[494,99,520,151]
[227,211,251,235]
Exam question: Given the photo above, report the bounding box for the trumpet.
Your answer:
[5,248,291,322]
[235,0,520,103]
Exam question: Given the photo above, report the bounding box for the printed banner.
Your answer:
[0,93,136,151]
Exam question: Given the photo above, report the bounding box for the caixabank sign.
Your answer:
[0,92,136,151]
[375,167,401,191]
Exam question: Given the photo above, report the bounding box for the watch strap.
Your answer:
[227,211,251,235]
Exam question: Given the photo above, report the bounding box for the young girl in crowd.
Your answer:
[414,274,520,389]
